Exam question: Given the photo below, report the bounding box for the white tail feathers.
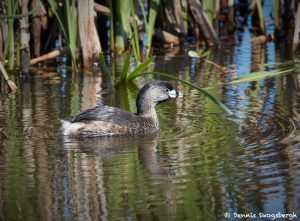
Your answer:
[61,120,83,136]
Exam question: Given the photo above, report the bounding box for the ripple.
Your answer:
[160,113,236,143]
[237,113,297,149]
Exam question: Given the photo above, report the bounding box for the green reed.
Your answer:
[47,0,77,69]
[3,0,19,70]
[114,0,131,53]
[273,0,279,30]
[202,0,215,25]
[129,0,141,63]
[109,0,115,52]
[256,0,265,33]
[227,68,296,84]
[145,0,160,57]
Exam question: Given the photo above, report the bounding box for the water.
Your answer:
[1,38,300,220]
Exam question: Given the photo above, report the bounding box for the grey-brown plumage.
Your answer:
[62,81,183,137]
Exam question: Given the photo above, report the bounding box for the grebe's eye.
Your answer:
[165,88,170,93]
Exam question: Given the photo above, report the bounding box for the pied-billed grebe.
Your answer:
[62,81,183,137]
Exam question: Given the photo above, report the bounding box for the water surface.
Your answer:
[1,34,300,221]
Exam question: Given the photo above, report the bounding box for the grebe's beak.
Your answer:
[169,90,183,98]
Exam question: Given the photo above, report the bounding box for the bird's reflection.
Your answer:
[61,134,164,221]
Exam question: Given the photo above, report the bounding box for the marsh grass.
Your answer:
[129,0,141,63]
[3,0,19,70]
[227,61,300,84]
[119,52,131,82]
[227,68,296,84]
[47,0,77,69]
[273,0,279,30]
[99,53,114,85]
[256,0,265,33]
[145,0,160,58]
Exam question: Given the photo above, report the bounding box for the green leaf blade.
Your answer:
[227,68,294,84]
[129,0,140,62]
[119,53,131,82]
[146,0,160,57]
[188,50,200,58]
[99,53,114,86]
[127,56,156,80]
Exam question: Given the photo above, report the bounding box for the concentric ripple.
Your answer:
[160,112,236,143]
[238,113,297,148]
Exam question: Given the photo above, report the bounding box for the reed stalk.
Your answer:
[273,0,279,30]
[20,0,30,73]
[119,52,131,82]
[47,0,77,69]
[65,0,77,68]
[255,0,265,33]
[109,0,115,52]
[146,0,160,57]
[129,0,141,63]
[99,53,114,85]
[138,0,148,28]
[114,0,131,54]
[5,0,18,70]
[292,2,300,53]
[202,0,215,25]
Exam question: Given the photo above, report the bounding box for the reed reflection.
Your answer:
[62,135,164,221]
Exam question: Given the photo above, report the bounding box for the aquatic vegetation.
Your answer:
[188,50,226,72]
[99,53,232,115]
[256,0,265,33]
[273,0,279,31]
[113,0,131,54]
[227,69,291,84]
[123,56,156,82]
[99,53,114,85]
[145,0,160,57]
[188,50,211,58]
[119,52,132,82]
[0,1,298,74]
[0,62,17,92]
[202,0,215,25]
[99,52,156,83]
[3,0,19,70]
[47,0,77,69]
[126,0,160,60]
[129,0,141,63]
[227,66,298,84]
[109,0,115,52]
